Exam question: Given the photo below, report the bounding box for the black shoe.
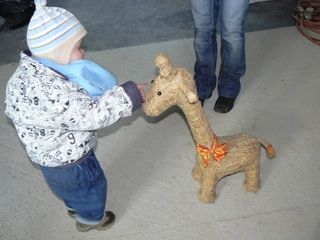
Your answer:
[199,94,212,107]
[214,96,236,113]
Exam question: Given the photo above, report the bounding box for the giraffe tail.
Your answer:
[257,138,276,159]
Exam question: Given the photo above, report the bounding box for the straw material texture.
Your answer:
[142,53,276,203]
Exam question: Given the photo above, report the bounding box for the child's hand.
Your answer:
[137,83,147,102]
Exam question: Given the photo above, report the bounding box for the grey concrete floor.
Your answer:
[1,1,320,240]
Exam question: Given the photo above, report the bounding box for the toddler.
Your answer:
[4,0,146,232]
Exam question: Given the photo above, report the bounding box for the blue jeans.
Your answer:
[40,151,107,225]
[191,0,249,99]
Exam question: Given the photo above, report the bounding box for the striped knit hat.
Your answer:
[27,0,87,65]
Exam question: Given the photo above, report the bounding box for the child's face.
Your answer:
[69,38,85,63]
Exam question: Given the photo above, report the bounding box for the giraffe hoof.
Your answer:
[198,192,216,203]
[244,182,260,192]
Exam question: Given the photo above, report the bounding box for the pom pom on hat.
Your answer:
[27,0,87,65]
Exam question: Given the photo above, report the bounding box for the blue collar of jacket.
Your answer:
[35,57,118,98]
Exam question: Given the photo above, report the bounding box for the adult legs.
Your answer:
[191,0,219,100]
[218,0,249,99]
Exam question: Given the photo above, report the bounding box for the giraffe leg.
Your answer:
[198,171,217,203]
[192,154,203,182]
[192,163,202,182]
[244,161,261,192]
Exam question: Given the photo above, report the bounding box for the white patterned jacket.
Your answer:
[4,51,143,167]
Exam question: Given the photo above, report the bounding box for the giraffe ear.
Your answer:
[179,83,197,103]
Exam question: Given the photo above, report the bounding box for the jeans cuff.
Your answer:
[76,211,106,225]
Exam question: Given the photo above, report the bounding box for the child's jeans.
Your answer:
[40,150,107,225]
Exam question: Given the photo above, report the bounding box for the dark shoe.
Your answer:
[76,211,116,232]
[214,96,236,113]
[199,94,212,107]
[68,210,76,218]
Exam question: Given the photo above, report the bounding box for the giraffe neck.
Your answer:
[179,101,217,148]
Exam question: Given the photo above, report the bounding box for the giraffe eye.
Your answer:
[157,91,162,96]
[151,80,155,84]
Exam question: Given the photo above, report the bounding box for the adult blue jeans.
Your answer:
[40,150,107,225]
[191,0,249,100]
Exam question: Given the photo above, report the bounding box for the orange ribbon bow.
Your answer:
[196,137,228,167]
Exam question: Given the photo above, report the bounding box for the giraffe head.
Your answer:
[142,53,198,116]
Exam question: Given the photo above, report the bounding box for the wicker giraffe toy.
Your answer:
[142,53,276,203]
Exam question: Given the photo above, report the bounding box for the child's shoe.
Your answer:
[76,211,115,232]
[68,210,76,218]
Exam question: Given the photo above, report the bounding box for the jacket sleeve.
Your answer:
[4,63,143,131]
[40,83,142,131]
[121,81,143,112]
